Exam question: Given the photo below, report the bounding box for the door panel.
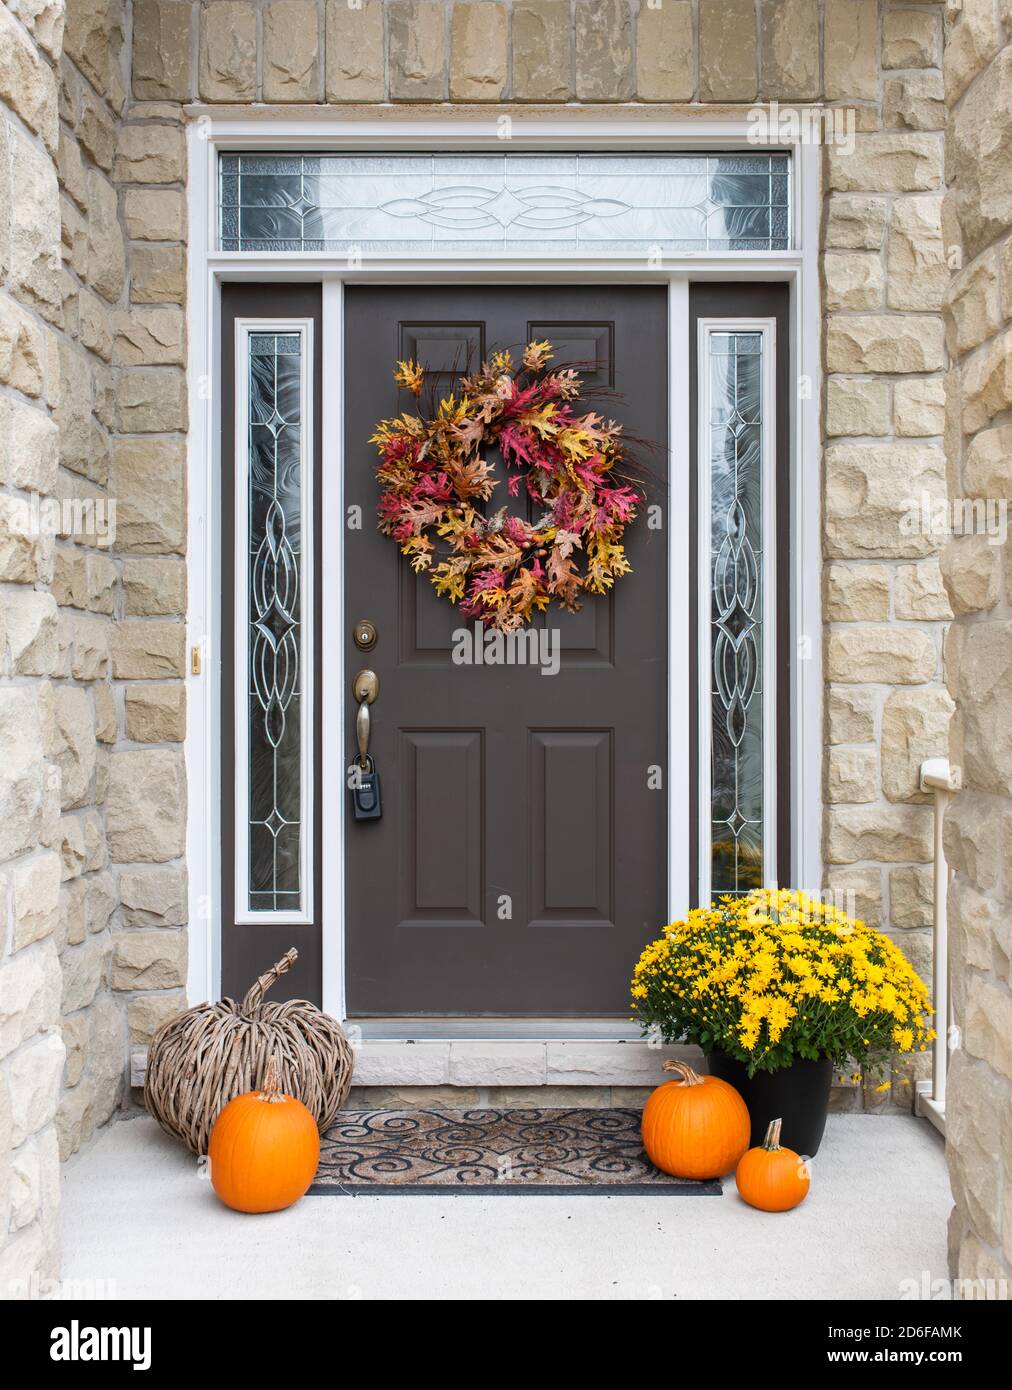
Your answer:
[399,323,484,379]
[527,321,614,387]
[400,728,485,925]
[344,285,669,1017]
[528,729,613,925]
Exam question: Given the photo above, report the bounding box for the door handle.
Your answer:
[353,669,379,767]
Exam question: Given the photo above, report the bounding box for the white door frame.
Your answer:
[185,118,823,1058]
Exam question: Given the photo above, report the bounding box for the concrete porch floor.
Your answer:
[61,1112,950,1300]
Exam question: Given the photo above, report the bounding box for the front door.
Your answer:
[344,286,669,1017]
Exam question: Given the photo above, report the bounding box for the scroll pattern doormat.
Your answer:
[310,1108,721,1195]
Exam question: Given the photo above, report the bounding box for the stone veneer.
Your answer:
[939,0,1012,1295]
[1,0,188,1296]
[0,0,1009,1299]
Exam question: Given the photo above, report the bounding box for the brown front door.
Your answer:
[344,286,669,1017]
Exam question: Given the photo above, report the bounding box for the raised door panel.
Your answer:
[399,729,485,926]
[528,729,614,926]
[526,321,614,388]
[398,323,485,380]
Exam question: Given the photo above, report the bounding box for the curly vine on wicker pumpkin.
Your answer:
[144,949,353,1156]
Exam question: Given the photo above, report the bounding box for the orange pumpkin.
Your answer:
[208,1056,320,1213]
[641,1061,750,1179]
[735,1117,810,1212]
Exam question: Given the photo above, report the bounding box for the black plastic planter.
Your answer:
[706,1052,834,1157]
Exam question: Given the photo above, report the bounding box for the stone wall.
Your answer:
[1,0,72,1297]
[940,0,1012,1294]
[1,0,72,1296]
[817,5,951,1112]
[1,0,189,1297]
[57,0,189,1169]
[128,0,944,110]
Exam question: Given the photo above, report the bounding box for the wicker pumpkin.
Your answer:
[641,1060,751,1179]
[209,1057,320,1213]
[144,949,352,1155]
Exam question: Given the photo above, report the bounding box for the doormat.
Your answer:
[309,1108,722,1195]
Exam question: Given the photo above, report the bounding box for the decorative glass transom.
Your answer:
[245,330,307,916]
[218,153,791,253]
[706,330,769,898]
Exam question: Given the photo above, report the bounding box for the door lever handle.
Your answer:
[356,697,371,767]
[353,669,379,767]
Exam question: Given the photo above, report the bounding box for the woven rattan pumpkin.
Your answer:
[144,949,353,1156]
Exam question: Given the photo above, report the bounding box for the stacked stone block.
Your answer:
[53,0,132,1182]
[940,0,1012,1295]
[1,0,69,1297]
[2,0,192,1297]
[106,107,189,1068]
[821,101,952,1112]
[127,0,940,107]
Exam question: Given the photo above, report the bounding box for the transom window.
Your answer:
[218,152,791,254]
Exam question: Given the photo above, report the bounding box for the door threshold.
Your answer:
[349,1018,642,1042]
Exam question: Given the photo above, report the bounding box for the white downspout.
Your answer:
[915,757,960,1136]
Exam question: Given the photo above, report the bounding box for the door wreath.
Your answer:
[371,340,643,633]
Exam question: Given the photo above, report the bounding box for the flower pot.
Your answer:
[705,1052,833,1157]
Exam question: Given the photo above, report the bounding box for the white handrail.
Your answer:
[915,757,960,1136]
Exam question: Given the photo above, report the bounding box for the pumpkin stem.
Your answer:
[762,1117,783,1151]
[241,949,298,1017]
[258,1056,286,1104]
[662,1061,704,1086]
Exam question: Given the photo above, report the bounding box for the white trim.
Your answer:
[667,279,690,924]
[232,318,315,926]
[206,254,804,280]
[185,117,824,1050]
[320,280,346,1018]
[696,318,777,905]
[793,141,824,896]
[762,326,778,889]
[185,118,218,1005]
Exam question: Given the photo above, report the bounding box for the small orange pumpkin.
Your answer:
[735,1117,810,1212]
[641,1061,751,1179]
[208,1056,320,1213]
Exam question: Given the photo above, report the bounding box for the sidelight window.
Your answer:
[697,321,777,903]
[233,322,314,922]
[218,152,791,254]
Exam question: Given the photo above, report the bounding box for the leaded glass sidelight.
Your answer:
[218,152,791,254]
[237,325,313,921]
[701,326,775,900]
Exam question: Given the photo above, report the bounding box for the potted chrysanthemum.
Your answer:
[631,889,934,1156]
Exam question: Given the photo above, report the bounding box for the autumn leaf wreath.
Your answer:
[371,340,644,634]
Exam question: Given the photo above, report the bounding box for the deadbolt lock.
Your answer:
[353,618,377,651]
